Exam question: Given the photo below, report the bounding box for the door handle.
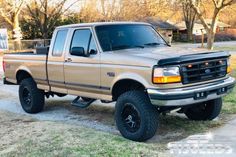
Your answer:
[65,58,72,62]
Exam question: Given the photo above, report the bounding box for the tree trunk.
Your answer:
[12,13,22,51]
[187,26,193,41]
[207,13,218,50]
[207,31,215,50]
[12,14,22,40]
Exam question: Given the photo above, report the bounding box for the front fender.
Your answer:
[111,72,150,90]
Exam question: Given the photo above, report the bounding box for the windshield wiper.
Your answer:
[144,42,166,47]
[112,45,144,50]
[132,45,145,49]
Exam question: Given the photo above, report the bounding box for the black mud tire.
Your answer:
[184,98,222,121]
[19,78,45,114]
[115,91,159,142]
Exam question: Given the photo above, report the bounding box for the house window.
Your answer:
[219,27,225,32]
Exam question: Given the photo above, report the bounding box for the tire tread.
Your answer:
[19,78,45,113]
[115,91,158,141]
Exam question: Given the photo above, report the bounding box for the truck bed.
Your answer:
[3,51,48,86]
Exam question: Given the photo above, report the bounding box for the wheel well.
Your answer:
[112,79,145,101]
[16,70,32,84]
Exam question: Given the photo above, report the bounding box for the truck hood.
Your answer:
[102,46,226,67]
[113,46,218,60]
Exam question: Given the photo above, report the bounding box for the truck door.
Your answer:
[64,28,101,96]
[47,29,68,94]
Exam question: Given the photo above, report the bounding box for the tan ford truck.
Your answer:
[2,22,235,141]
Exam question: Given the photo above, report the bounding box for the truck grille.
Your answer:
[181,59,227,84]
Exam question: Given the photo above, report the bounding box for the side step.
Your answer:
[72,96,96,108]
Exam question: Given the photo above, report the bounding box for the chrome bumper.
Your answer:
[147,77,235,106]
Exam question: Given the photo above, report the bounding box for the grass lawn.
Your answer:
[0,110,227,157]
[0,111,168,157]
[222,55,236,114]
[214,46,236,51]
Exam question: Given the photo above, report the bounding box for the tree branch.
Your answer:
[0,10,13,26]
[212,0,218,8]
[189,0,210,32]
[221,0,236,9]
[15,0,24,15]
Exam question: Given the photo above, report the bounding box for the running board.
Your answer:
[72,96,96,108]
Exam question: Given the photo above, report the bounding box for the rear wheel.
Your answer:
[19,78,45,113]
[115,91,159,142]
[184,98,222,121]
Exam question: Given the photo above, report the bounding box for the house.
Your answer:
[175,21,206,36]
[174,19,231,42]
[144,18,178,40]
[202,19,231,32]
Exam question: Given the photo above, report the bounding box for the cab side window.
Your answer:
[70,29,97,56]
[52,30,68,56]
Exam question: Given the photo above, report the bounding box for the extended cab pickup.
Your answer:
[3,22,235,141]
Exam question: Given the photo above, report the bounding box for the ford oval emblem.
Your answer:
[205,69,211,73]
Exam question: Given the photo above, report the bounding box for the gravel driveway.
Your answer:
[0,81,118,134]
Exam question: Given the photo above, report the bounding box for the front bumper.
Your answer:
[147,77,235,106]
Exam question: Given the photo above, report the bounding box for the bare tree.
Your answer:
[0,0,24,40]
[182,0,198,41]
[189,0,236,49]
[25,0,78,39]
[79,0,177,22]
[79,0,100,22]
[99,0,119,21]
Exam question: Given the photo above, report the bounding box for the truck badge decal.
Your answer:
[107,72,115,77]
[205,69,211,73]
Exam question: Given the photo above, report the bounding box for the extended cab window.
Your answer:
[70,29,97,56]
[52,30,68,56]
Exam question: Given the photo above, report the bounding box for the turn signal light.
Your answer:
[153,76,181,84]
[227,66,231,74]
[226,58,231,74]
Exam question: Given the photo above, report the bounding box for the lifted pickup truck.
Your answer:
[3,22,235,141]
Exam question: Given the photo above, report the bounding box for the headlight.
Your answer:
[227,58,231,74]
[153,66,181,84]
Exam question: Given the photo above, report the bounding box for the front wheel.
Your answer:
[115,91,159,142]
[184,98,222,121]
[19,78,45,113]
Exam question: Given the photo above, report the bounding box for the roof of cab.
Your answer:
[56,21,151,29]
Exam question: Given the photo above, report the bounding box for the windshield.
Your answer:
[95,24,166,52]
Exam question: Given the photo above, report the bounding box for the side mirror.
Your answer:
[89,49,97,55]
[70,47,85,56]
